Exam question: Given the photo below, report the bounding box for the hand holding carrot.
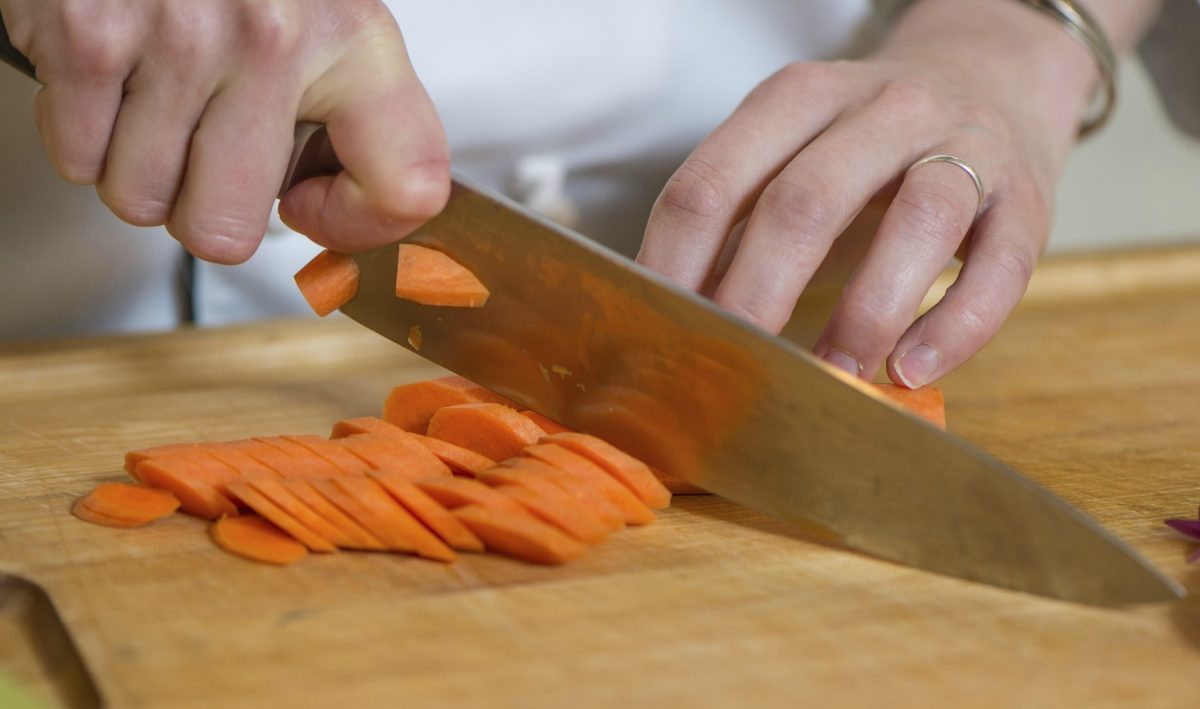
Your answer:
[0,0,449,263]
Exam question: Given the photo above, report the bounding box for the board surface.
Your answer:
[1,245,1199,708]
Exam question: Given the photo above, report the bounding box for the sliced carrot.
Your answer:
[426,403,546,462]
[369,471,484,553]
[253,436,343,478]
[394,244,489,308]
[494,483,609,546]
[413,476,526,515]
[283,434,372,476]
[309,478,416,554]
[226,482,337,553]
[226,439,310,478]
[280,479,386,551]
[650,466,708,495]
[338,432,451,479]
[72,483,180,528]
[409,433,495,477]
[453,505,588,565]
[248,477,354,549]
[523,443,656,526]
[496,457,624,532]
[541,432,671,510]
[124,442,210,477]
[874,383,946,429]
[519,410,573,435]
[330,416,404,439]
[211,515,309,566]
[294,249,359,317]
[134,453,240,520]
[205,444,282,480]
[333,477,455,561]
[381,376,518,433]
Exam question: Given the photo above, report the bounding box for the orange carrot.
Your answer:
[248,477,355,549]
[225,482,337,553]
[309,478,416,554]
[253,436,343,478]
[495,483,609,546]
[333,477,455,561]
[496,457,624,532]
[522,443,656,525]
[124,442,210,477]
[338,432,451,479]
[280,479,386,551]
[211,515,309,566]
[874,383,946,429]
[283,434,372,476]
[519,410,573,435]
[394,244,489,308]
[540,432,672,510]
[134,453,240,520]
[453,505,588,565]
[381,376,518,433]
[409,433,495,477]
[226,439,309,478]
[369,471,485,553]
[426,403,546,461]
[330,416,405,439]
[72,483,180,528]
[413,476,526,515]
[650,466,708,495]
[294,249,359,317]
[206,445,282,480]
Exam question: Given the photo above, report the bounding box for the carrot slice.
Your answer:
[248,477,354,548]
[309,478,416,554]
[414,476,526,515]
[541,432,671,510]
[369,472,484,553]
[333,477,455,561]
[211,515,309,566]
[409,433,495,477]
[283,434,372,476]
[338,432,451,479]
[280,479,386,551]
[453,505,588,565]
[381,376,518,433]
[124,442,211,477]
[226,439,310,478]
[496,457,624,532]
[522,443,656,526]
[519,410,573,435]
[294,249,359,317]
[426,403,546,461]
[72,483,180,528]
[226,482,337,553]
[394,244,490,308]
[205,445,282,480]
[253,436,343,478]
[495,484,609,546]
[330,416,404,438]
[874,383,946,429]
[134,453,240,520]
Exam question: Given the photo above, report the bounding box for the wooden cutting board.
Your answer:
[2,244,1199,708]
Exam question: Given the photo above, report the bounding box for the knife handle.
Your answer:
[0,14,341,196]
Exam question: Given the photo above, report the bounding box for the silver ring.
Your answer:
[908,154,986,218]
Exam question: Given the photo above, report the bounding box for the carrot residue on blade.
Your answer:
[211,515,309,566]
[453,505,588,565]
[394,244,490,308]
[426,403,547,462]
[72,483,180,528]
[381,376,518,433]
[874,383,946,429]
[540,432,672,510]
[294,249,359,317]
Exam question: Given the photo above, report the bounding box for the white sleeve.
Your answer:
[1138,0,1200,137]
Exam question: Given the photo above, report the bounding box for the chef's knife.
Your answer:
[1,21,1183,606]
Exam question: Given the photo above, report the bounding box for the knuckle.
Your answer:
[56,0,134,76]
[957,100,1007,139]
[758,176,843,236]
[156,6,220,67]
[837,295,905,342]
[893,186,967,245]
[982,240,1037,286]
[238,0,304,61]
[770,61,838,95]
[657,160,734,222]
[875,78,939,125]
[372,161,452,221]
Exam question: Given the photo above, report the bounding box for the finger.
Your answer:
[166,76,298,264]
[813,146,995,378]
[886,180,1048,387]
[636,62,852,290]
[711,81,945,336]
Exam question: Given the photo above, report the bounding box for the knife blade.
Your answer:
[0,19,1182,606]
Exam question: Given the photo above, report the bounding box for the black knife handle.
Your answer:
[0,12,37,80]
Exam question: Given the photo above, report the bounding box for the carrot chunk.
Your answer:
[72,483,180,528]
[523,443,656,525]
[394,244,489,308]
[414,476,526,515]
[426,403,546,461]
[369,471,484,553]
[280,479,386,551]
[381,376,518,433]
[134,453,240,520]
[333,477,455,561]
[294,249,359,317]
[409,433,495,477]
[874,383,946,429]
[211,515,309,566]
[519,410,573,435]
[248,477,354,549]
[226,482,337,553]
[540,432,672,510]
[454,505,588,565]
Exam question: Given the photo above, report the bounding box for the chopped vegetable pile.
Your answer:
[1164,507,1200,564]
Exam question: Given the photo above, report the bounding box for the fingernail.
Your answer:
[894,344,941,388]
[822,349,862,378]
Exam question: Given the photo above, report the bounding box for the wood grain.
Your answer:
[2,245,1199,708]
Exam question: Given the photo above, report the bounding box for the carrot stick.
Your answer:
[309,478,416,554]
[72,483,180,528]
[333,477,455,561]
[294,249,359,317]
[225,482,337,553]
[522,443,656,526]
[211,515,309,566]
[338,432,451,479]
[453,505,588,565]
[541,432,671,510]
[519,410,573,435]
[495,457,624,532]
[408,433,495,477]
[394,244,490,308]
[873,383,946,429]
[368,471,485,553]
[283,434,373,476]
[248,477,355,549]
[253,436,343,478]
[413,476,527,515]
[381,376,518,433]
[426,403,547,461]
[280,479,387,551]
[134,453,240,520]
[494,483,609,546]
